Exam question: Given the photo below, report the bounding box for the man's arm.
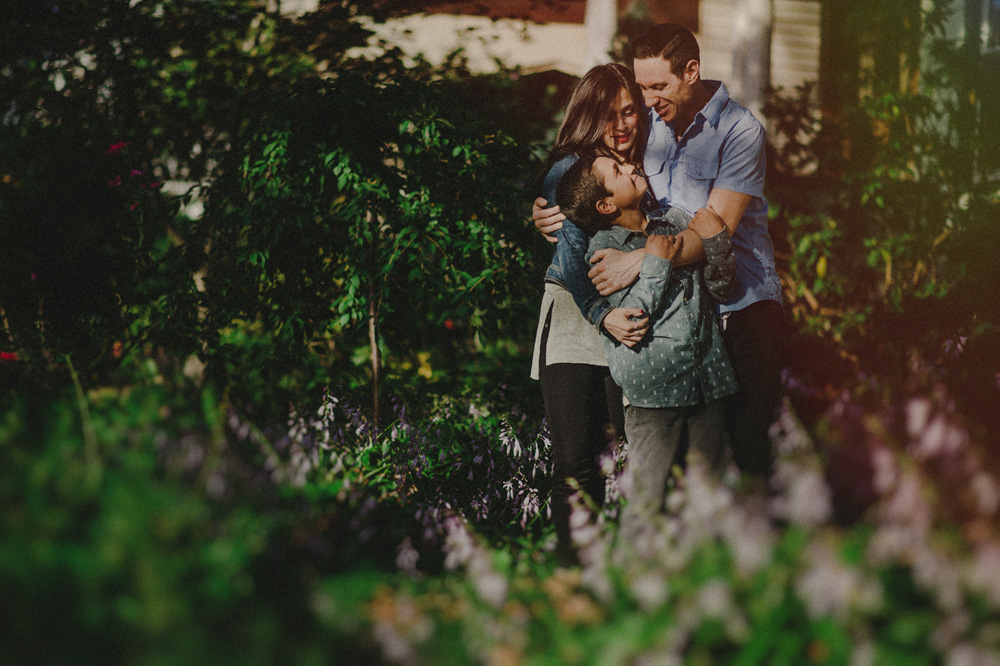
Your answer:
[587,247,644,297]
[532,198,564,243]
[702,188,753,237]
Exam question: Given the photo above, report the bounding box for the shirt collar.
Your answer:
[697,80,728,129]
[606,224,645,245]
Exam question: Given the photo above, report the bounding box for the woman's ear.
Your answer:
[595,197,617,216]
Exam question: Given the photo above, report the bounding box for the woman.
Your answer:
[530,63,651,565]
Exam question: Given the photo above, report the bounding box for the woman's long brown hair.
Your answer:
[542,63,648,177]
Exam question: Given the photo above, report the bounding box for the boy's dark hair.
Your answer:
[556,153,620,237]
[629,23,700,78]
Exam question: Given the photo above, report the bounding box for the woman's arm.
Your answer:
[561,217,649,343]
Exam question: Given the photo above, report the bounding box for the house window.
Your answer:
[985,0,1000,52]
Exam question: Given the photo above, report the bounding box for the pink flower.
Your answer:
[0,351,18,362]
[107,175,122,186]
[30,272,37,280]
[106,141,128,155]
[130,203,138,210]
[130,169,145,177]
[146,181,162,189]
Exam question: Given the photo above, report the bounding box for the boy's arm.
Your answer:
[688,208,736,303]
[590,235,679,329]
[585,233,651,347]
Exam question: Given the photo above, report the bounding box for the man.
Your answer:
[532,23,783,482]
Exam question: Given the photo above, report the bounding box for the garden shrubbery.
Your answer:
[3,0,1000,663]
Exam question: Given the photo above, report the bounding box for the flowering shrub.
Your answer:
[346,390,1000,666]
[231,391,555,568]
[3,340,1000,666]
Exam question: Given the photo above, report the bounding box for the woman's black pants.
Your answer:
[539,357,621,564]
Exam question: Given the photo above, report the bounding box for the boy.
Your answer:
[556,153,738,544]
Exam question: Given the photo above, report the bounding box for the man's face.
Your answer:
[633,57,694,124]
[601,87,640,155]
[593,156,646,211]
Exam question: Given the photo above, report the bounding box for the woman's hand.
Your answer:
[588,247,644,296]
[533,198,565,243]
[645,234,682,262]
[602,308,649,348]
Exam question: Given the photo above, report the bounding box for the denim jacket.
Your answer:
[541,154,612,328]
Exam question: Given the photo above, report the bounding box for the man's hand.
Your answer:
[645,234,682,262]
[689,206,726,238]
[532,197,564,243]
[589,247,644,296]
[602,308,649,348]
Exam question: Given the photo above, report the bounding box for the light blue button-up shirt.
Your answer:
[643,80,782,314]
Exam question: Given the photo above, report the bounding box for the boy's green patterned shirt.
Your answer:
[585,207,738,409]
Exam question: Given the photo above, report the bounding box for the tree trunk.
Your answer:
[366,209,380,428]
[731,0,773,120]
[584,0,618,71]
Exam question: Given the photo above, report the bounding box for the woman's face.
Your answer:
[602,88,640,155]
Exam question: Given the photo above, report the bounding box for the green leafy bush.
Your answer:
[188,68,544,415]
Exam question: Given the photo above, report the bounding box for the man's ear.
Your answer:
[595,197,617,216]
[684,59,700,84]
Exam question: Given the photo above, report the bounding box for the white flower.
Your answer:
[945,643,1000,666]
[629,571,670,612]
[970,473,1000,516]
[797,537,881,622]
[906,397,933,438]
[850,641,876,666]
[474,570,508,609]
[774,462,832,527]
[697,579,734,619]
[723,503,775,578]
[965,542,1000,608]
[395,536,420,577]
[871,446,898,495]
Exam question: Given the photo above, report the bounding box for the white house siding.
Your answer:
[304,1,820,101]
[771,0,821,91]
[697,0,736,84]
[348,14,588,76]
[699,0,819,100]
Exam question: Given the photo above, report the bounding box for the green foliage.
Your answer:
[1,1,559,413]
[0,360,344,665]
[190,69,543,412]
[765,0,1000,396]
[0,126,189,370]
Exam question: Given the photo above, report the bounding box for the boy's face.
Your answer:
[593,156,646,212]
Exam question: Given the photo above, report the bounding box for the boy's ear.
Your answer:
[595,197,617,216]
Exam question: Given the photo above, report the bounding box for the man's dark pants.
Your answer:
[721,298,784,479]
